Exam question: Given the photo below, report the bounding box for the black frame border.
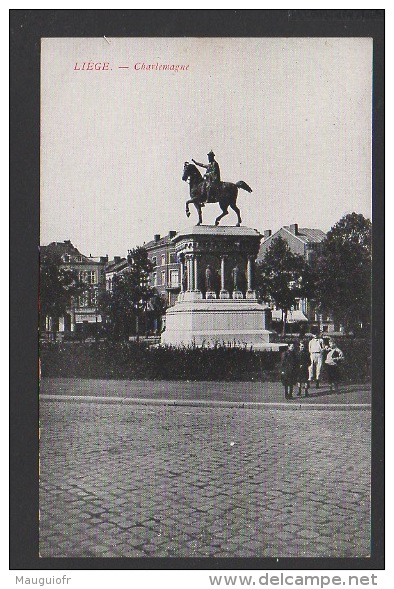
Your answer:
[10,9,385,571]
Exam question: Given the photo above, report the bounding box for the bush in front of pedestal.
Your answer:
[40,338,371,382]
[40,340,282,381]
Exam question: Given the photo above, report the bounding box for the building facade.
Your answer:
[257,223,334,333]
[105,256,128,292]
[144,231,181,307]
[40,240,107,338]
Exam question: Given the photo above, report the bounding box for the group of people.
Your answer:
[280,334,344,400]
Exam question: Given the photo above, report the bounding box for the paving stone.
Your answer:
[40,399,371,558]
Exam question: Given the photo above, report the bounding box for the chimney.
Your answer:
[264,230,272,239]
[100,255,108,264]
[154,234,161,243]
[289,224,298,235]
[168,230,176,239]
[114,256,121,264]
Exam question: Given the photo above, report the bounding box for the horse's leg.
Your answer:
[229,195,242,227]
[186,197,199,217]
[185,198,192,217]
[194,202,203,226]
[215,202,229,226]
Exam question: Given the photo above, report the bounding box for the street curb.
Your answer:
[39,394,371,411]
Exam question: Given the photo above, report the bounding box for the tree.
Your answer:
[315,213,372,332]
[40,253,85,339]
[256,236,315,335]
[101,247,155,341]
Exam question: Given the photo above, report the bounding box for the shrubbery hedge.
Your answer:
[40,338,370,382]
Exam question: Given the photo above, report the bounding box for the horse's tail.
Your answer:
[236,181,252,193]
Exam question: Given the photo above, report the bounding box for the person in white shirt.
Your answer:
[325,339,344,391]
[308,333,324,388]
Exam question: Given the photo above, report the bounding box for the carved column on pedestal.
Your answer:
[180,257,185,292]
[190,255,195,291]
[247,256,253,290]
[246,256,257,299]
[194,255,199,291]
[182,253,202,300]
[219,255,230,299]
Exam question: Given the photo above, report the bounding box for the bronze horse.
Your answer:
[182,162,252,226]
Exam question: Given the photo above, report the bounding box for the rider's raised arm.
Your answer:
[192,159,208,168]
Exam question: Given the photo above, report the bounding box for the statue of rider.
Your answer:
[192,150,221,203]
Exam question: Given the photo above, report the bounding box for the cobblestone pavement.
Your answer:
[39,400,371,558]
[41,378,371,405]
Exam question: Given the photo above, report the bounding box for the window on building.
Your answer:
[140,272,149,287]
[170,270,179,286]
[152,273,157,286]
[75,255,83,262]
[307,249,318,264]
[91,289,98,306]
[63,254,71,263]
[78,294,88,307]
[152,256,157,267]
[161,254,166,266]
[161,270,166,285]
[169,253,177,264]
[85,271,96,284]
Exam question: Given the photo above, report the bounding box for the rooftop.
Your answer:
[145,230,178,249]
[106,258,128,272]
[40,241,104,264]
[40,240,81,257]
[282,227,326,244]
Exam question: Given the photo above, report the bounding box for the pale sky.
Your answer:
[41,37,372,258]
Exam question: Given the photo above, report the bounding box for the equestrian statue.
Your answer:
[182,151,252,226]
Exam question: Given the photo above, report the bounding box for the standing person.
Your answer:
[325,339,344,391]
[192,151,221,202]
[297,341,310,397]
[280,343,297,400]
[308,333,324,388]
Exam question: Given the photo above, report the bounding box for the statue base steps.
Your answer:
[161,298,279,349]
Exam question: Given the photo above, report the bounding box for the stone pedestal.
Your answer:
[161,298,277,348]
[161,226,279,350]
[181,290,203,302]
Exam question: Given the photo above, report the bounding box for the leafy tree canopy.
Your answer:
[324,212,371,251]
[40,252,85,321]
[99,246,156,340]
[256,236,315,334]
[126,246,155,307]
[315,213,371,331]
